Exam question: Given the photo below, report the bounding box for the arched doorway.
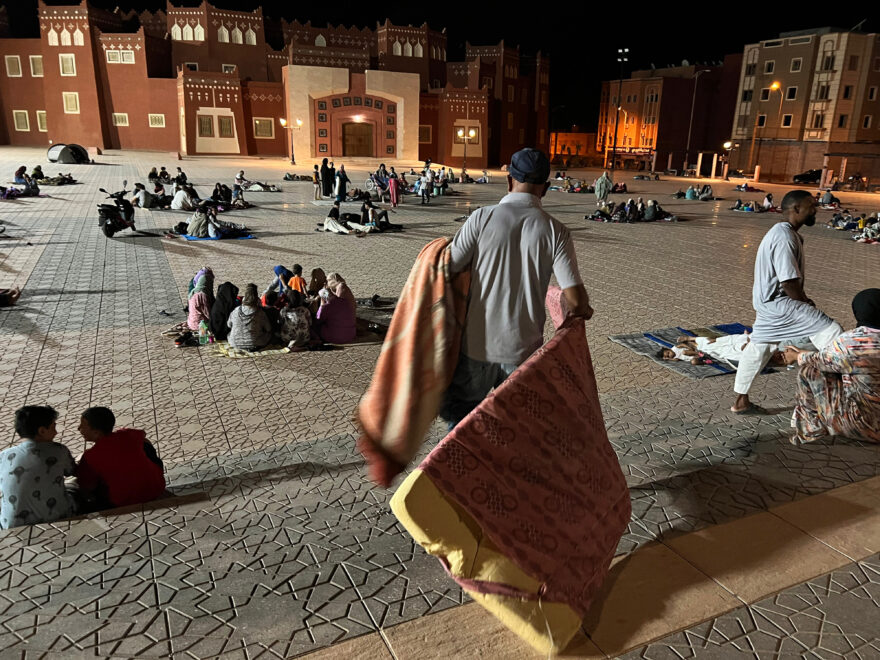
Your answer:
[342,123,373,157]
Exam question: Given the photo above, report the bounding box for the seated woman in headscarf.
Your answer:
[30,166,44,181]
[280,290,314,349]
[186,268,215,331]
[148,167,159,182]
[314,288,356,344]
[685,185,698,200]
[13,166,27,184]
[227,284,272,351]
[209,282,239,340]
[327,272,355,312]
[786,288,880,445]
[308,268,327,297]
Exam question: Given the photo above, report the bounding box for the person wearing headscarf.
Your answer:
[594,171,612,204]
[327,272,355,312]
[786,288,880,444]
[227,284,272,351]
[308,268,327,296]
[334,165,350,203]
[388,167,400,208]
[279,290,313,349]
[315,288,356,344]
[13,166,27,184]
[210,282,239,340]
[186,268,215,331]
[320,158,332,198]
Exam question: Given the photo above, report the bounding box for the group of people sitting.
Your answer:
[18,165,75,186]
[169,264,358,351]
[148,166,186,186]
[587,197,677,223]
[318,199,403,235]
[1,405,167,529]
[730,193,780,213]
[4,165,42,198]
[672,184,716,201]
[165,204,250,239]
[132,177,250,212]
[234,170,279,192]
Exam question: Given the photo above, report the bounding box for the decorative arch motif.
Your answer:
[60,28,71,46]
[414,42,423,58]
[171,23,181,40]
[231,26,243,44]
[182,24,193,41]
[47,28,58,46]
[193,23,205,41]
[403,41,412,57]
[217,25,229,43]
[245,28,256,45]
[441,48,446,60]
[315,34,326,47]
[392,39,401,56]
[73,28,84,46]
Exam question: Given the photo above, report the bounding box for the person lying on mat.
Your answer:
[659,333,787,366]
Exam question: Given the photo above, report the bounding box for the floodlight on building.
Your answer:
[296,118,303,127]
[353,114,364,123]
[279,118,287,127]
[723,141,732,150]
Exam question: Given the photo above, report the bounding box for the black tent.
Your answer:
[47,143,89,164]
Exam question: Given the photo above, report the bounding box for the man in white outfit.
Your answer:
[731,189,842,414]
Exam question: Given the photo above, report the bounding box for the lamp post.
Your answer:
[747,81,779,173]
[683,69,711,175]
[457,127,476,178]
[610,47,628,173]
[279,117,302,165]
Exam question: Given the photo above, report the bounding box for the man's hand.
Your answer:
[563,285,593,320]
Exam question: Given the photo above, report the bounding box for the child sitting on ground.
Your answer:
[76,407,166,512]
[1,406,76,529]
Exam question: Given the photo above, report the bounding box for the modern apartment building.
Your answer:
[730,27,880,182]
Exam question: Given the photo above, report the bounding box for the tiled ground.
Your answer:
[0,147,878,658]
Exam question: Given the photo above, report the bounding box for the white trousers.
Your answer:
[733,321,843,395]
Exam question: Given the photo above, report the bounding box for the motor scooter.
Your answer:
[97,180,136,237]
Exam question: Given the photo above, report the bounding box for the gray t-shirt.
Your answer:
[752,222,803,308]
[450,192,582,364]
[0,440,75,529]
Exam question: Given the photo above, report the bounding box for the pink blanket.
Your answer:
[420,311,631,617]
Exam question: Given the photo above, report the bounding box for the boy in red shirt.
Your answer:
[76,407,166,510]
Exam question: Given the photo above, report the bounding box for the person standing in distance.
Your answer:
[731,189,842,414]
[441,148,593,429]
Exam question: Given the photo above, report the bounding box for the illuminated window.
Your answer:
[73,28,84,46]
[106,50,120,63]
[218,116,234,138]
[30,55,43,76]
[231,27,242,44]
[60,29,71,46]
[182,24,193,41]
[171,24,181,41]
[194,24,205,41]
[403,41,412,57]
[62,92,80,114]
[12,110,29,131]
[59,54,76,76]
[197,115,213,137]
[245,28,256,45]
[392,40,401,56]
[112,113,129,126]
[148,114,165,128]
[315,34,326,47]
[218,26,229,43]
[5,55,21,77]
[253,117,274,138]
[48,29,58,46]
[781,114,792,127]
[790,58,802,72]
[222,64,236,74]
[414,42,423,58]
[121,50,135,63]
[36,110,47,132]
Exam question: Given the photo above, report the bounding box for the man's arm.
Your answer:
[780,279,812,304]
[562,285,593,319]
[449,211,481,273]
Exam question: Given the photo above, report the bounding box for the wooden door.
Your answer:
[342,123,373,157]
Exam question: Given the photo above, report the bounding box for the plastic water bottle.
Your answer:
[198,320,208,345]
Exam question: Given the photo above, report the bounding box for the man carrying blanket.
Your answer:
[441,147,593,428]
[731,190,843,414]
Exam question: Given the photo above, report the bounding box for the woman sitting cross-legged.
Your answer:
[227,283,272,351]
[210,282,239,341]
[280,290,314,349]
[314,287,356,345]
[187,268,215,331]
[786,288,880,445]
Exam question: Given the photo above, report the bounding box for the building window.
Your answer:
[790,57,802,72]
[342,97,351,106]
[198,115,214,137]
[318,128,327,137]
[387,104,395,113]
[121,50,135,63]
[821,54,835,71]
[5,55,21,77]
[218,116,235,138]
[182,24,193,41]
[29,55,43,77]
[62,92,79,114]
[744,63,756,76]
[764,60,775,74]
[332,98,341,108]
[453,126,480,144]
[185,62,198,72]
[414,42,423,58]
[741,89,753,102]
[403,42,412,57]
[60,29,71,46]
[864,115,873,129]
[482,76,493,90]
[364,98,372,107]
[245,28,256,45]
[218,26,229,43]
[812,112,825,128]
[756,114,766,127]
[781,114,792,127]
[148,114,165,128]
[112,113,129,126]
[816,85,829,100]
[386,116,394,125]
[231,27,243,44]
[418,125,432,143]
[507,112,513,129]
[786,86,797,100]
[319,143,328,152]
[317,100,327,110]
[386,130,394,139]
[837,114,848,128]
[764,39,782,48]
[386,145,394,154]
[842,85,853,100]
[171,24,181,41]
[869,87,878,101]
[194,24,205,41]
[848,55,859,71]
[222,64,236,74]
[392,40,401,56]
[353,97,362,106]
[36,110,47,132]
[508,85,514,102]
[253,117,274,138]
[12,110,29,131]
[59,53,76,76]
[106,50,120,63]
[317,113,327,122]
[374,100,383,110]
[760,88,770,101]
[48,29,58,46]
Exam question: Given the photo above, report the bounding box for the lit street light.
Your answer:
[610,47,628,173]
[457,127,476,177]
[279,117,303,165]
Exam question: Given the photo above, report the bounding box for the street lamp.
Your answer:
[722,140,738,180]
[457,127,476,178]
[279,117,303,165]
[610,47,628,173]
[683,69,711,175]
[747,81,780,174]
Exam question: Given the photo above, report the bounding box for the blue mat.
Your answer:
[182,234,255,241]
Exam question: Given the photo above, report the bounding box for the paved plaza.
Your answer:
[0,147,878,659]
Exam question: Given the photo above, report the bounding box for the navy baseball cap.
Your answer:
[509,148,550,184]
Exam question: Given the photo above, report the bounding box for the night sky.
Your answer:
[8,3,874,130]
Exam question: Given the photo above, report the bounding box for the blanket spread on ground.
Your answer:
[213,341,289,359]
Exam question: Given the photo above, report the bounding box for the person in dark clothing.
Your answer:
[320,158,332,197]
[262,290,284,341]
[209,282,239,340]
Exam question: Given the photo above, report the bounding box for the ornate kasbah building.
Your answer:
[0,1,550,168]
